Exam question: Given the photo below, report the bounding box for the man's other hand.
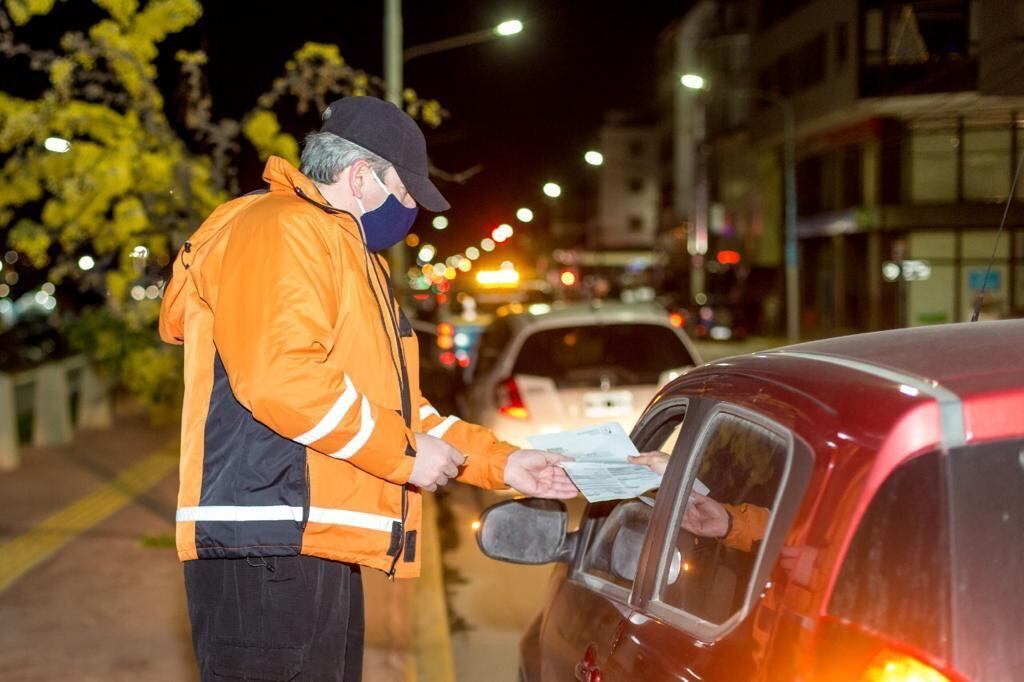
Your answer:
[681,493,730,538]
[504,450,578,499]
[628,451,670,476]
[410,434,466,492]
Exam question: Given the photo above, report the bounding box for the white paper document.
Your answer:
[529,422,710,504]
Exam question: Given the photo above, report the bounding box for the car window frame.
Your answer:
[632,399,813,643]
[568,396,691,606]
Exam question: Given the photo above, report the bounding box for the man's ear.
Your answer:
[347,160,368,199]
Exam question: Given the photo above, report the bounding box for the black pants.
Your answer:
[184,556,364,681]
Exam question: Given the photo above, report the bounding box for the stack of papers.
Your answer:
[529,423,665,503]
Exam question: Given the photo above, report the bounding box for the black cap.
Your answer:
[319,96,449,212]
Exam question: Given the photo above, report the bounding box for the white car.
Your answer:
[459,302,701,446]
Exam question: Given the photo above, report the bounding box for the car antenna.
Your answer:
[971,145,1024,321]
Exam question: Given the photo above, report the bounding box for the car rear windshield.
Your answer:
[512,324,694,388]
[829,438,1024,679]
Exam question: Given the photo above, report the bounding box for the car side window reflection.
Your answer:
[658,412,787,624]
[577,414,685,594]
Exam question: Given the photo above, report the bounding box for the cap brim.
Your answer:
[394,166,450,213]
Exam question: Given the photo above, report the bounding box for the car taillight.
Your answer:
[495,377,529,420]
[810,617,962,682]
[862,649,951,682]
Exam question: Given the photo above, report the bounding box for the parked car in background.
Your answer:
[478,319,1024,682]
[460,302,700,447]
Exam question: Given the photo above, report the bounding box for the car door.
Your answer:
[601,400,813,681]
[537,399,690,682]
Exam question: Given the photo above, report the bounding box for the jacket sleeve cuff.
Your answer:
[344,408,417,484]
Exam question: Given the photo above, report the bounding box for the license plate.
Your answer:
[583,390,634,417]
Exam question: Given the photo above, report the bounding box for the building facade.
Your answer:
[666,0,1024,335]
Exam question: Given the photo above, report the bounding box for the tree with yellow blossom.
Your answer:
[0,0,446,421]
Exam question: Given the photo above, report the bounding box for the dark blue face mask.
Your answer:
[356,171,419,252]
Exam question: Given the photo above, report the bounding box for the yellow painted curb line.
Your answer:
[0,447,179,594]
[410,492,456,682]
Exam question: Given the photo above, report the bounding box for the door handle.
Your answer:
[575,646,603,682]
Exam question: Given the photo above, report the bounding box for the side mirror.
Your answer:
[476,498,575,565]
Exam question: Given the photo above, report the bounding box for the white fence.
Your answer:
[0,356,112,471]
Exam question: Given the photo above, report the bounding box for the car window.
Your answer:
[828,451,949,659]
[512,324,694,389]
[947,438,1024,680]
[656,411,789,625]
[576,413,686,596]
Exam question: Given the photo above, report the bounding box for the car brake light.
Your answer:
[495,377,529,420]
[811,617,961,682]
[861,649,951,682]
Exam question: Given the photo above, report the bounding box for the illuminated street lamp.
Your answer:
[432,215,449,230]
[584,150,604,166]
[495,19,524,36]
[399,17,525,65]
[681,72,799,342]
[78,255,96,271]
[481,238,496,252]
[680,73,707,90]
[542,182,562,198]
[516,207,534,223]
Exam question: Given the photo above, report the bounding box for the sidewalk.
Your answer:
[0,416,420,681]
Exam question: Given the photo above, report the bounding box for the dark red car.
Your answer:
[477,320,1024,682]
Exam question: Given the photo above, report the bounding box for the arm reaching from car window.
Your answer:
[629,452,768,551]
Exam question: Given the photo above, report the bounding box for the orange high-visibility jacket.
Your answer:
[159,156,516,578]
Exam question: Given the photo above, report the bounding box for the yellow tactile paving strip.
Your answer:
[0,446,178,594]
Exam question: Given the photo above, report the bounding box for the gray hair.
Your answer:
[300,132,391,184]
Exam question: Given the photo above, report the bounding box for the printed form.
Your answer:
[529,423,699,503]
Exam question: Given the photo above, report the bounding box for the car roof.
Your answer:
[662,319,1024,459]
[780,319,1024,397]
[500,301,674,331]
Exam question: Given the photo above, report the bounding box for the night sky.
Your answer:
[9,1,694,262]
[194,1,692,261]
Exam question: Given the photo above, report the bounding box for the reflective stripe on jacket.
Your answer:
[160,156,516,578]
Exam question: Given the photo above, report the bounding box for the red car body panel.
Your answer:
[524,320,1024,681]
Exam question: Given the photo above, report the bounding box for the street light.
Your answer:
[680,73,706,90]
[584,150,604,166]
[398,17,525,65]
[681,73,799,342]
[543,182,562,198]
[495,19,524,36]
[516,207,534,223]
[432,215,449,230]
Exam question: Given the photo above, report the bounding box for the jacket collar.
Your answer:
[262,156,362,239]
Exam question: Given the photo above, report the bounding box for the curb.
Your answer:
[409,491,456,682]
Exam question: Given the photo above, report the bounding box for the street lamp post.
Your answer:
[383,4,523,298]
[681,74,800,342]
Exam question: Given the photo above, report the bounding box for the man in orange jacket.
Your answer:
[160,96,576,681]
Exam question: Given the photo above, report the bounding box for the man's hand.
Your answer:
[627,451,670,476]
[410,434,466,492]
[681,493,730,538]
[503,450,578,499]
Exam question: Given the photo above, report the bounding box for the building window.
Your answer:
[962,127,1011,202]
[628,216,644,233]
[907,127,958,203]
[842,144,864,207]
[796,33,827,90]
[835,22,849,70]
[628,177,645,194]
